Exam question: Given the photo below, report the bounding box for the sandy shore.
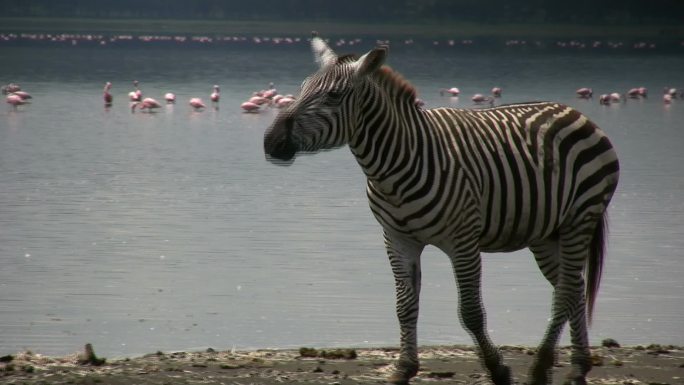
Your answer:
[1,344,682,385]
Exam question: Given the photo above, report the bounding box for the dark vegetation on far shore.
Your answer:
[3,0,684,26]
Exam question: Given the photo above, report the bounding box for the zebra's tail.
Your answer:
[586,212,608,325]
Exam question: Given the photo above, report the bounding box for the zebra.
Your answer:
[263,33,620,385]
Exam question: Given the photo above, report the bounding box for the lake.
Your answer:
[1,41,683,358]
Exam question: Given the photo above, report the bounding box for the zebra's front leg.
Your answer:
[384,232,425,385]
[449,249,511,385]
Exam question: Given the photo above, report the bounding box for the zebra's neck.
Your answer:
[348,76,432,199]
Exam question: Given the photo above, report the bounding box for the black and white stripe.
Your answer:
[264,35,619,385]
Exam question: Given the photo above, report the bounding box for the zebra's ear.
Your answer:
[311,32,337,69]
[354,45,388,77]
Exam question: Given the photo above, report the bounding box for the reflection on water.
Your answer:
[1,45,683,357]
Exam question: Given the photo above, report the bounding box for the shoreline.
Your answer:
[2,18,683,53]
[2,17,684,39]
[2,344,682,385]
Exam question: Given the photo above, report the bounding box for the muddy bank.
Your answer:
[1,344,682,385]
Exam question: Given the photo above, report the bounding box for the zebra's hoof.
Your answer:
[387,361,418,385]
[386,373,410,385]
[563,376,587,385]
[491,364,512,385]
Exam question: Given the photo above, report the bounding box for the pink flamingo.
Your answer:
[664,87,678,98]
[275,96,295,108]
[491,87,502,97]
[189,97,206,110]
[609,92,623,103]
[2,83,21,94]
[103,82,113,106]
[471,93,493,106]
[240,101,261,112]
[11,91,32,100]
[256,82,277,99]
[249,95,270,106]
[210,85,220,103]
[6,94,30,109]
[261,88,277,99]
[663,94,673,104]
[576,88,593,98]
[638,87,648,97]
[129,90,142,102]
[164,92,176,104]
[599,92,620,106]
[131,97,162,112]
[439,87,460,97]
[129,80,142,101]
[626,88,640,98]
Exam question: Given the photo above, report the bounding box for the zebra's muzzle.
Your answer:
[264,115,298,164]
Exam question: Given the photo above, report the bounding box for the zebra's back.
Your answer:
[418,102,619,251]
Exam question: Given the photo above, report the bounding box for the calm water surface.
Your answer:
[1,44,683,357]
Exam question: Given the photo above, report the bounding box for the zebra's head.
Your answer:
[264,33,388,164]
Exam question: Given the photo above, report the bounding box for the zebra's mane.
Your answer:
[334,53,417,102]
[375,65,418,102]
[337,53,359,63]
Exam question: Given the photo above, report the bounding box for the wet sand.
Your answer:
[1,344,682,385]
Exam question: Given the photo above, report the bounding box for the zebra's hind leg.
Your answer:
[563,218,606,385]
[448,248,511,385]
[529,231,593,385]
[565,292,591,385]
[384,231,425,385]
[529,238,561,385]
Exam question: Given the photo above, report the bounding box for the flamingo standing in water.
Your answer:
[664,87,678,99]
[129,80,142,101]
[240,101,261,112]
[6,94,30,110]
[491,87,503,97]
[256,82,277,99]
[626,88,640,99]
[165,93,176,104]
[248,95,270,106]
[211,85,220,104]
[576,87,593,98]
[103,82,113,107]
[2,83,21,94]
[439,87,460,97]
[626,87,648,99]
[598,94,617,105]
[471,93,493,106]
[274,95,296,108]
[131,97,162,112]
[252,83,276,98]
[11,91,32,100]
[189,97,206,111]
[663,94,673,104]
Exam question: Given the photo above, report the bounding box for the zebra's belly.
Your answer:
[370,195,552,251]
[370,208,543,252]
[477,203,554,253]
